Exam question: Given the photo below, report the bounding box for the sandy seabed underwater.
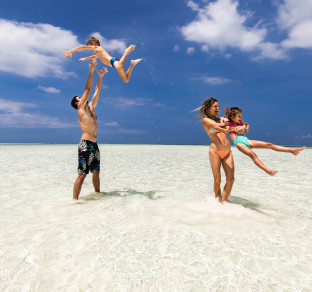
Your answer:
[0,144,311,291]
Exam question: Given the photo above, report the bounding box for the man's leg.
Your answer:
[73,174,87,200]
[92,170,100,192]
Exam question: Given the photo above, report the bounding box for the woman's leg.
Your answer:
[236,144,278,176]
[209,149,222,199]
[249,140,305,155]
[221,151,235,203]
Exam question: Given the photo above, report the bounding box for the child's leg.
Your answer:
[114,45,141,83]
[236,144,278,176]
[221,151,235,203]
[118,45,135,67]
[249,140,305,155]
[209,149,222,199]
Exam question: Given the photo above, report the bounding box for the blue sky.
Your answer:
[0,0,311,145]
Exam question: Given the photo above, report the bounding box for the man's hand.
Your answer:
[64,51,72,58]
[96,67,108,77]
[89,59,97,72]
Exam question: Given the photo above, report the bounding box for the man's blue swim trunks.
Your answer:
[110,57,120,69]
[78,140,100,174]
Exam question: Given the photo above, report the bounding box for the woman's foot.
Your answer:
[268,170,278,176]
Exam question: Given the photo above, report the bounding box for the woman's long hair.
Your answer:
[193,97,218,119]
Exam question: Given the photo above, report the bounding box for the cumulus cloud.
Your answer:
[90,32,126,54]
[0,98,74,128]
[0,19,129,78]
[277,0,312,49]
[181,0,287,60]
[0,18,80,78]
[38,85,61,94]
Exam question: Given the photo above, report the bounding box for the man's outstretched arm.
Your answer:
[89,68,108,110]
[78,60,97,109]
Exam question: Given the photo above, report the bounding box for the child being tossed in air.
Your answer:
[224,107,305,176]
[65,36,141,83]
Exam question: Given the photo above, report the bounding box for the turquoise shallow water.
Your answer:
[0,144,311,291]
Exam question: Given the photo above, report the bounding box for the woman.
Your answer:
[195,97,234,203]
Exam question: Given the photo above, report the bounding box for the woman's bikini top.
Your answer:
[209,127,219,134]
[226,121,242,134]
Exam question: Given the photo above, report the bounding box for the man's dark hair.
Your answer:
[71,96,79,110]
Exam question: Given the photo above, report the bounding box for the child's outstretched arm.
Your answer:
[64,45,98,58]
[79,55,97,61]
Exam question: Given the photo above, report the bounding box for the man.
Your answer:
[71,60,108,200]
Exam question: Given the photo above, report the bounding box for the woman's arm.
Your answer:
[202,118,230,134]
[241,120,250,132]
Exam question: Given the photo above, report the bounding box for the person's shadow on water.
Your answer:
[228,196,271,215]
[80,189,163,201]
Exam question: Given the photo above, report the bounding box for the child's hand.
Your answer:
[96,68,108,77]
[64,51,72,58]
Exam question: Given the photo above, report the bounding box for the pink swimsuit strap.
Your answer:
[226,121,242,134]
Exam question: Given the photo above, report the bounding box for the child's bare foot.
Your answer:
[292,147,306,156]
[268,170,278,176]
[126,45,135,53]
[131,59,142,66]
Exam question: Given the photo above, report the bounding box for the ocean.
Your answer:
[0,144,311,291]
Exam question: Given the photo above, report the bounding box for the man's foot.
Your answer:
[215,195,222,202]
[131,59,142,67]
[126,45,135,54]
[268,170,278,176]
[292,147,306,156]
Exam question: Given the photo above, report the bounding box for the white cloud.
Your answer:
[103,97,153,109]
[0,98,74,128]
[277,0,312,49]
[0,18,79,78]
[201,45,209,52]
[104,122,119,127]
[173,45,180,52]
[181,0,287,60]
[296,134,312,139]
[187,47,195,55]
[90,32,126,55]
[195,76,230,85]
[38,85,61,94]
